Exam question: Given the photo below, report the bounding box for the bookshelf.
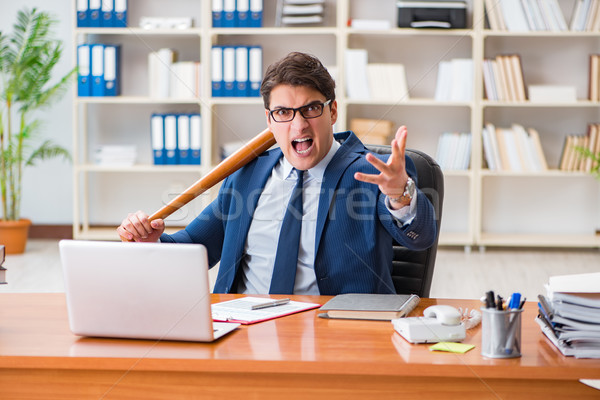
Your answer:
[72,0,600,249]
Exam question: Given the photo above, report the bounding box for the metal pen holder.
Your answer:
[481,307,523,358]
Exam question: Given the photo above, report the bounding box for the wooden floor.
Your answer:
[1,239,599,300]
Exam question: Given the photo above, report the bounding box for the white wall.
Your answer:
[0,1,74,224]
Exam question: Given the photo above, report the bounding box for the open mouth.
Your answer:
[292,137,313,154]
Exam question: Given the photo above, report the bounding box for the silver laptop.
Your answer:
[59,240,239,342]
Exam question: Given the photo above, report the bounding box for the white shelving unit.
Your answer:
[72,0,600,249]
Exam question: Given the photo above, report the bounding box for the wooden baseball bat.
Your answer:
[151,128,276,220]
[121,128,275,241]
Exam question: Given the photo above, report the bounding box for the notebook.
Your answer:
[59,239,239,342]
[318,293,420,320]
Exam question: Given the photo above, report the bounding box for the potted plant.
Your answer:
[0,8,74,254]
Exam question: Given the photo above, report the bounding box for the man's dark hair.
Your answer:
[260,52,336,110]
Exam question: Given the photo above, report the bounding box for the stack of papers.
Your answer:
[278,0,325,26]
[536,272,600,358]
[94,145,137,166]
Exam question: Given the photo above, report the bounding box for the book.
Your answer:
[350,117,393,145]
[211,297,320,325]
[590,54,599,102]
[318,293,420,321]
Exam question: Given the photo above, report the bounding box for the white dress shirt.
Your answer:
[237,140,416,294]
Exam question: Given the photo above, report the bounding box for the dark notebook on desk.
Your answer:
[318,293,420,321]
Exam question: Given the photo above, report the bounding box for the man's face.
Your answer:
[266,84,337,171]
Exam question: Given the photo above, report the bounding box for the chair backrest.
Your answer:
[366,145,444,298]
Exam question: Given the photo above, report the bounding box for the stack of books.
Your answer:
[482,123,548,172]
[570,0,600,32]
[350,118,393,146]
[482,54,526,102]
[434,59,473,102]
[558,123,600,173]
[484,0,568,31]
[344,49,409,102]
[148,48,201,99]
[277,0,325,26]
[536,272,600,359]
[435,132,472,171]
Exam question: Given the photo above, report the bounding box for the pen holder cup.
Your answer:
[480,307,523,359]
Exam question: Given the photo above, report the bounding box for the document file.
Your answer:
[114,0,128,27]
[91,44,105,96]
[211,46,224,97]
[77,44,91,96]
[177,115,192,164]
[249,46,262,97]
[77,0,89,27]
[235,46,249,97]
[101,0,113,27]
[190,114,202,164]
[89,0,101,27]
[151,113,166,165]
[164,114,178,165]
[103,45,120,96]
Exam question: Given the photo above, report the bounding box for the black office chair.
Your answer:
[366,145,444,298]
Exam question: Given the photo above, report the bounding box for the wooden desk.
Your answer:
[0,293,599,399]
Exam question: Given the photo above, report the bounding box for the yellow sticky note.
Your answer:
[429,342,475,354]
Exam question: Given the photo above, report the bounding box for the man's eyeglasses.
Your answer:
[268,99,332,123]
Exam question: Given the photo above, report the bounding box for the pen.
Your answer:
[251,298,291,310]
[504,312,521,355]
[507,293,521,310]
[496,295,504,311]
[485,291,495,309]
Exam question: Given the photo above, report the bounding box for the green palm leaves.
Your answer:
[0,8,75,221]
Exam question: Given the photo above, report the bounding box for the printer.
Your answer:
[397,0,467,29]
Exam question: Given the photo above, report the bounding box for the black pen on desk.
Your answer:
[251,298,291,310]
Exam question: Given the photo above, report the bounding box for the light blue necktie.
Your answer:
[269,169,305,294]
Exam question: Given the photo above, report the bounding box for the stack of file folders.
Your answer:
[211,46,262,97]
[151,113,201,166]
[78,44,121,97]
[535,272,600,359]
[212,0,263,27]
[77,0,128,28]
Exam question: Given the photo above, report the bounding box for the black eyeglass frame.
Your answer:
[268,99,332,123]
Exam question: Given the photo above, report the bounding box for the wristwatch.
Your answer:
[389,177,415,205]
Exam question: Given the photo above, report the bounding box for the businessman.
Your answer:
[117,52,437,295]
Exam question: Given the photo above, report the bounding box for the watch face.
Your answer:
[406,177,416,197]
